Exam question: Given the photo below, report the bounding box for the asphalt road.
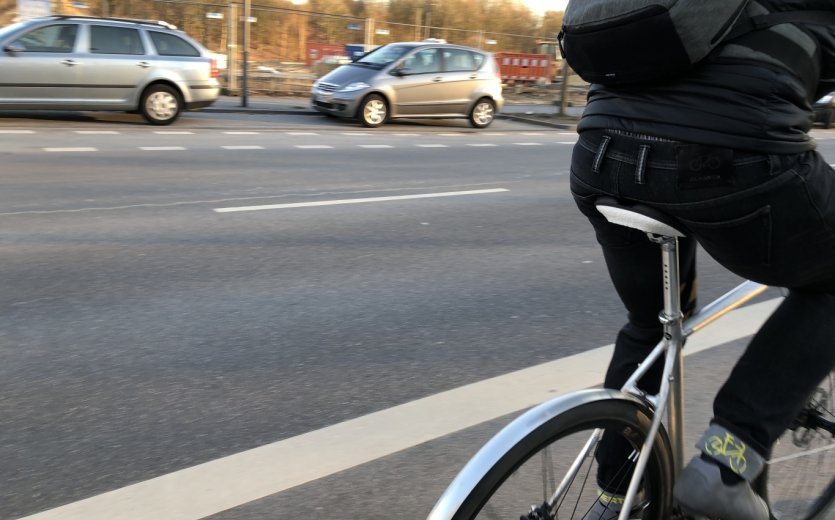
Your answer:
[1,110,832,520]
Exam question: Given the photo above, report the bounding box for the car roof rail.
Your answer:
[47,15,178,30]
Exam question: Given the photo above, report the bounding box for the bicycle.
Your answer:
[427,197,835,520]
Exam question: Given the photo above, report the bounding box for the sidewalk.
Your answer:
[203,95,581,129]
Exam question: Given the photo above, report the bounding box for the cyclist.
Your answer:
[568,1,835,518]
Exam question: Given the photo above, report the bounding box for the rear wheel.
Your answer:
[763,369,835,520]
[469,98,495,129]
[822,109,833,130]
[452,399,674,520]
[358,94,387,128]
[140,84,182,125]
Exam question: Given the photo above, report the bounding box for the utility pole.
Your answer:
[228,2,238,94]
[241,0,250,107]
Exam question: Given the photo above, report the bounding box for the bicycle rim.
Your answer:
[459,400,674,520]
[767,370,835,520]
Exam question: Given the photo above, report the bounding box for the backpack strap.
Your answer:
[726,11,835,41]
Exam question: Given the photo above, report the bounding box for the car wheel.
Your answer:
[359,94,387,128]
[140,84,182,125]
[824,109,833,129]
[469,98,495,129]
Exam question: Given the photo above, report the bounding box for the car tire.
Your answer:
[469,98,495,129]
[140,84,182,125]
[358,94,387,128]
[823,109,833,130]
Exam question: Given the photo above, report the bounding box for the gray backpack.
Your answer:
[558,0,751,85]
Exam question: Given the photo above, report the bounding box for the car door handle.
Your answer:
[60,59,78,67]
[469,74,478,79]
[137,61,152,68]
[432,76,443,82]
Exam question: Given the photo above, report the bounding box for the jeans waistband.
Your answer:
[578,129,772,168]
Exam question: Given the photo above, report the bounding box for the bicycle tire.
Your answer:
[437,392,675,520]
[764,369,835,520]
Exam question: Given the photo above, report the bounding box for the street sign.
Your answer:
[16,0,51,20]
[206,12,224,19]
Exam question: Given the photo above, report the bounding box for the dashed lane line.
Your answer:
[155,131,194,135]
[213,188,510,213]
[287,132,318,136]
[0,130,35,134]
[75,131,119,135]
[139,146,187,151]
[15,298,781,520]
[223,131,259,135]
[416,144,448,148]
[467,143,498,147]
[221,145,265,150]
[358,144,394,149]
[43,147,98,152]
[295,144,333,149]
[513,142,544,146]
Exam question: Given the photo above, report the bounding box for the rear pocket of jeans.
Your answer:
[678,205,772,267]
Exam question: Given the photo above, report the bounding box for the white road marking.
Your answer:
[358,144,393,149]
[223,131,259,135]
[417,144,447,148]
[287,132,318,136]
[557,141,577,145]
[467,143,498,147]
[394,133,419,136]
[438,133,462,137]
[341,132,371,136]
[43,147,98,152]
[139,146,187,151]
[514,142,543,146]
[522,132,544,136]
[482,132,506,136]
[75,131,119,135]
[17,298,780,520]
[214,188,510,213]
[221,146,264,150]
[155,131,194,135]
[0,130,35,134]
[295,145,333,149]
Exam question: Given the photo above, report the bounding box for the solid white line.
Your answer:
[43,147,98,152]
[214,188,509,213]
[17,298,780,520]
[139,146,187,151]
[221,145,264,150]
[513,142,543,146]
[223,131,258,135]
[295,145,333,149]
[75,131,119,135]
[155,131,194,135]
[358,144,393,149]
[467,143,497,147]
[0,130,35,134]
[417,144,447,148]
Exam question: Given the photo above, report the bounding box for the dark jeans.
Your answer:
[570,130,835,488]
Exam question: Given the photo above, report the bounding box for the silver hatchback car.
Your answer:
[0,15,220,124]
[311,41,504,128]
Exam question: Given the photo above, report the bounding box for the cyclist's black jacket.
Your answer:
[577,0,835,154]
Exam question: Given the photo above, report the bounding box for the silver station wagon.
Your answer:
[0,15,220,124]
[311,40,504,128]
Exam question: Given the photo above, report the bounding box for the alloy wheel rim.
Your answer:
[364,100,386,125]
[474,102,494,126]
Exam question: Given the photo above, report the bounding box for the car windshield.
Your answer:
[0,21,28,40]
[354,44,415,69]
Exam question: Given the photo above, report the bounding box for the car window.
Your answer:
[148,31,200,57]
[12,24,78,53]
[355,44,414,68]
[442,49,484,72]
[403,48,441,74]
[90,25,144,55]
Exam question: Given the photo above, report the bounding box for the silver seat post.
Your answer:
[650,233,686,475]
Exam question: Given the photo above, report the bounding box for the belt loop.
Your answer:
[592,135,612,173]
[635,144,651,185]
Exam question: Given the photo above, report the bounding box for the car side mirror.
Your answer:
[392,67,413,77]
[4,42,26,53]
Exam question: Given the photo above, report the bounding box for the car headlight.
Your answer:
[338,82,370,92]
[820,94,834,105]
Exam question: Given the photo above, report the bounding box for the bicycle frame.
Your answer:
[613,234,767,519]
[426,231,768,520]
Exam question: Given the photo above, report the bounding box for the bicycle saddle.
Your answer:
[594,197,687,238]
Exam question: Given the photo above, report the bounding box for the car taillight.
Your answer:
[210,58,219,79]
